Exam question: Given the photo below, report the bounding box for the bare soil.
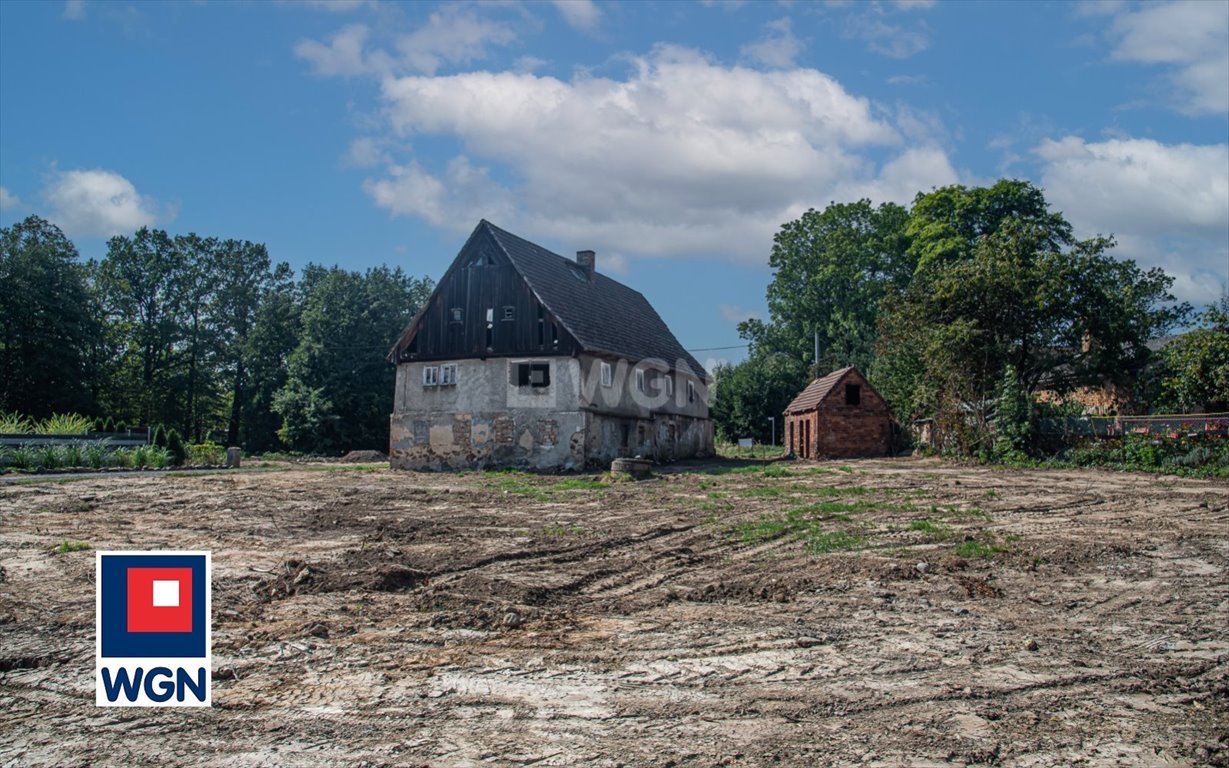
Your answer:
[1,458,1226,767]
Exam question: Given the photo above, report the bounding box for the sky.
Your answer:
[1,0,1226,370]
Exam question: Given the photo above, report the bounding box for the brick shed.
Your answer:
[784,367,890,459]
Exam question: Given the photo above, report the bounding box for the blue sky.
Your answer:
[1,0,1226,368]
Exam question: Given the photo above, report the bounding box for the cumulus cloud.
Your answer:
[1036,136,1229,304]
[1105,0,1229,115]
[552,0,601,32]
[0,186,21,211]
[295,10,516,77]
[740,17,804,69]
[360,45,953,263]
[44,169,161,238]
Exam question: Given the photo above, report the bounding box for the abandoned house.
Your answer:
[387,220,713,470]
[784,366,890,459]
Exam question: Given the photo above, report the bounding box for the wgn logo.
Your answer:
[96,551,211,707]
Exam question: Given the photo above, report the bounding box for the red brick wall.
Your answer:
[785,372,890,459]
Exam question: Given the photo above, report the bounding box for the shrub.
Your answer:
[37,413,92,435]
[131,444,151,468]
[188,442,225,466]
[113,448,135,468]
[61,441,86,468]
[164,428,187,466]
[85,442,108,469]
[37,444,64,469]
[147,446,171,469]
[9,445,35,469]
[0,412,33,434]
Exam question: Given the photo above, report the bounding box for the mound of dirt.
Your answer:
[339,450,388,463]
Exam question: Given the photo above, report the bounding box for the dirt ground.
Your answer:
[1,458,1226,767]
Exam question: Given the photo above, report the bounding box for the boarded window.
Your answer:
[450,307,463,323]
[516,362,551,388]
[845,384,861,406]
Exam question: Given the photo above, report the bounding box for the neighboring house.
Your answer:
[784,367,890,459]
[387,220,712,470]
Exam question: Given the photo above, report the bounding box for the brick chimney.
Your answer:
[576,250,596,282]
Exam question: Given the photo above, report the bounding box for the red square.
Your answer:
[126,567,193,633]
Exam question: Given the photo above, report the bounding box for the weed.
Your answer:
[54,540,92,554]
[909,519,954,540]
[552,477,605,491]
[954,538,1006,558]
[805,531,865,554]
[836,466,854,474]
[739,486,785,498]
[542,525,586,536]
[761,465,795,478]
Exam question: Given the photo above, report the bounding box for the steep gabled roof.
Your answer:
[394,220,706,378]
[784,366,855,414]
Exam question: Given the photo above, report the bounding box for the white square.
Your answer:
[152,580,180,608]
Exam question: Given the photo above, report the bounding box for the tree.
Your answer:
[875,195,1189,450]
[209,239,276,446]
[239,263,299,453]
[742,200,910,375]
[1156,297,1229,413]
[710,352,809,445]
[0,216,101,417]
[274,266,431,453]
[96,227,188,428]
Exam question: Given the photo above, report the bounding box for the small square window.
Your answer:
[516,362,551,388]
[600,361,613,387]
[502,306,515,321]
[450,308,463,323]
[422,366,439,386]
[845,384,861,406]
[441,364,457,386]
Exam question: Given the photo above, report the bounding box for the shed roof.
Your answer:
[784,366,855,414]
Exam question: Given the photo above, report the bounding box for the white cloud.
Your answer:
[396,8,517,75]
[1105,0,1229,115]
[297,0,376,11]
[892,0,935,9]
[1036,136,1229,304]
[740,17,804,69]
[295,23,372,77]
[0,186,21,211]
[63,0,86,21]
[343,136,390,168]
[844,7,930,59]
[362,45,958,264]
[552,0,601,32]
[719,304,760,324]
[44,169,161,238]
[295,10,517,77]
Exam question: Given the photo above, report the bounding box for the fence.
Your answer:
[0,429,151,448]
[1037,413,1229,438]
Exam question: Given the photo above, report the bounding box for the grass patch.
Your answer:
[761,465,795,478]
[738,486,786,498]
[54,540,92,554]
[954,538,1007,558]
[552,477,606,491]
[909,518,955,541]
[806,530,866,554]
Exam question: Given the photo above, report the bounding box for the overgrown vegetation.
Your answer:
[2,215,433,455]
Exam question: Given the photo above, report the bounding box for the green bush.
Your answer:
[188,442,225,465]
[9,445,35,469]
[37,413,92,435]
[61,441,86,468]
[164,428,187,466]
[37,444,64,469]
[1,413,34,434]
[85,442,107,469]
[147,446,171,469]
[131,444,151,468]
[113,448,135,468]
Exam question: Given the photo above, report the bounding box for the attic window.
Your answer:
[516,362,551,388]
[568,264,587,282]
[450,307,463,323]
[845,384,861,406]
[502,306,514,321]
[472,252,495,267]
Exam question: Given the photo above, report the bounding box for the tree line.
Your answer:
[712,179,1227,455]
[1,215,432,454]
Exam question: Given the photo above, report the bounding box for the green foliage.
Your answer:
[1155,299,1229,413]
[0,216,101,418]
[710,353,808,444]
[54,541,92,554]
[954,538,1006,558]
[992,365,1033,460]
[37,444,64,469]
[0,412,33,433]
[164,428,187,465]
[8,444,35,469]
[61,441,86,468]
[188,442,226,465]
[36,413,93,435]
[274,266,432,454]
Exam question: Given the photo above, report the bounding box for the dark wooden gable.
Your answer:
[392,226,579,363]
